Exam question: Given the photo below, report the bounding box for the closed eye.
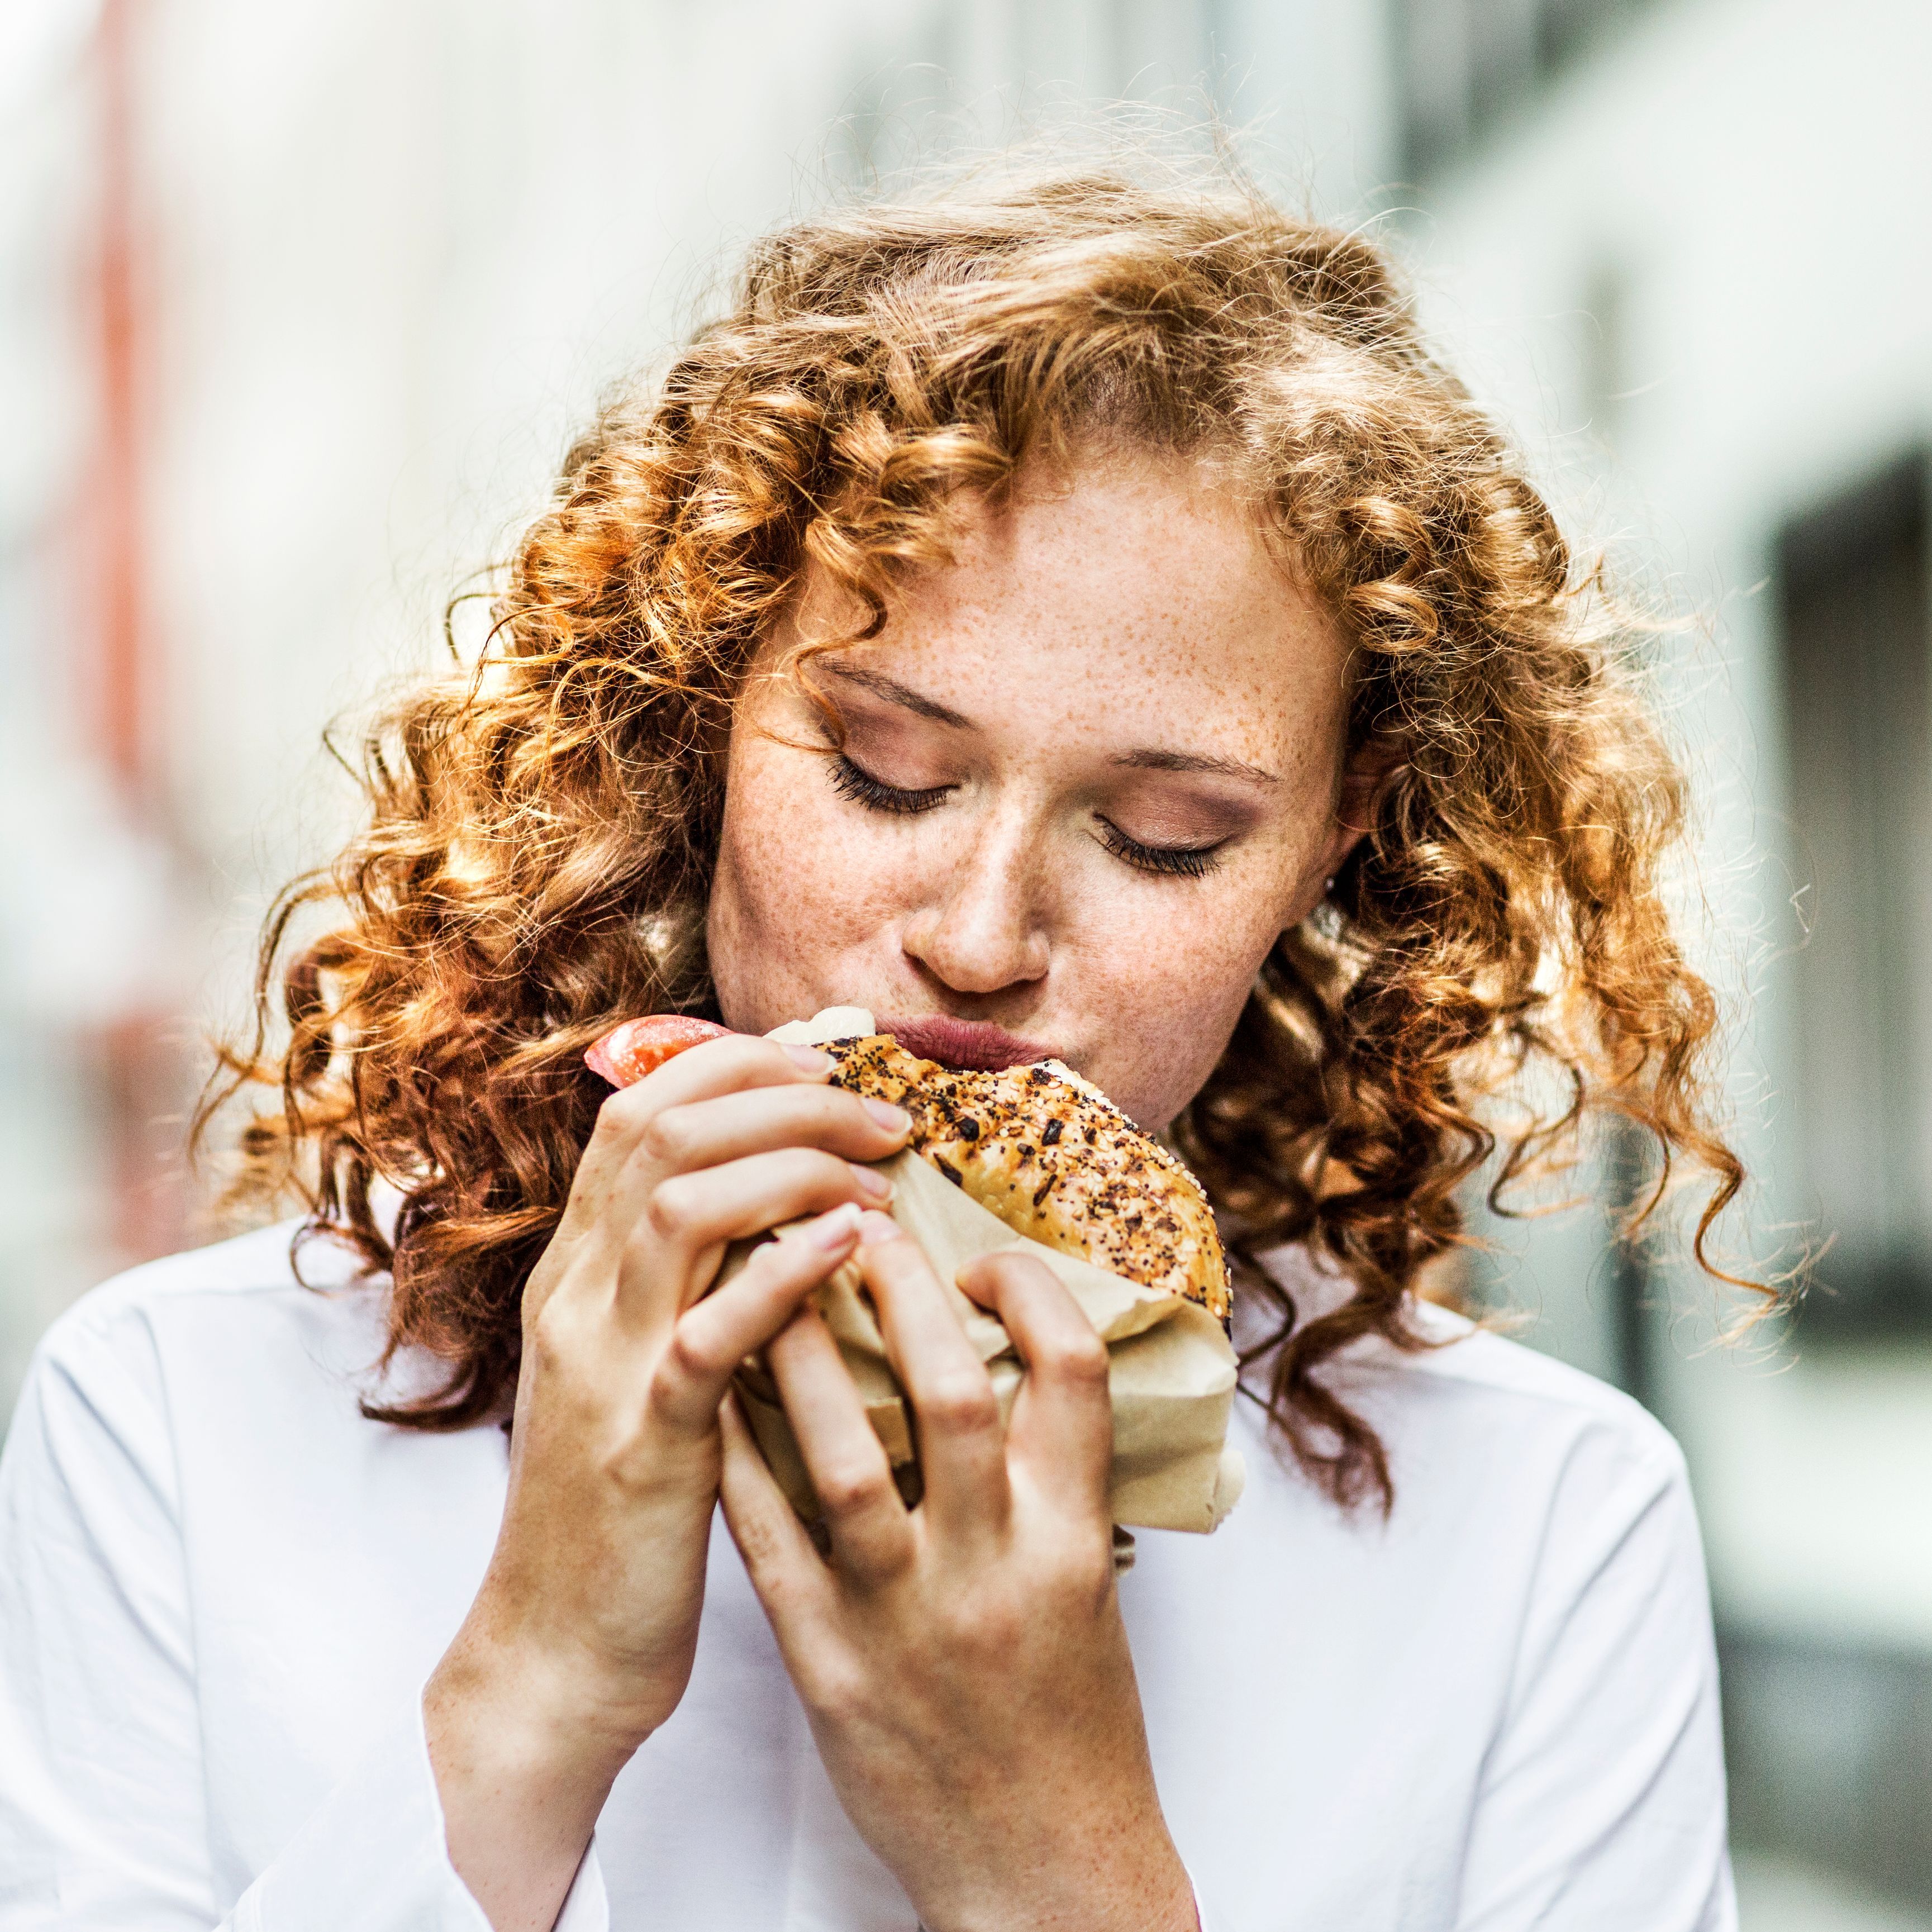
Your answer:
[828,754,954,816]
[830,751,1223,875]
[1096,819,1226,879]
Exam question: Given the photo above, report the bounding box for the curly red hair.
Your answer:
[202,162,1758,1508]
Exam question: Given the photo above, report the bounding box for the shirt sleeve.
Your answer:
[0,1307,608,1932]
[222,1699,609,1932]
[1454,1424,1738,1932]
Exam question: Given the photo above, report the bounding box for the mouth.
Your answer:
[878,1013,1058,1072]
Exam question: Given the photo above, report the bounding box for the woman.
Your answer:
[0,167,1749,1930]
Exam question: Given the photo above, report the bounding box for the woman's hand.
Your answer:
[424,1034,911,1932]
[719,1215,1198,1932]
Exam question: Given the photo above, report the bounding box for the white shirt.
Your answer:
[0,1220,1736,1931]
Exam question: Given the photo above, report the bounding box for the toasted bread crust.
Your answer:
[827,1035,1231,1326]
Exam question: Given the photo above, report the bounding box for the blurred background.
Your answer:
[1,0,1926,1923]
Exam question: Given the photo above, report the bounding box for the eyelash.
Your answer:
[1096,820,1226,879]
[828,754,1226,879]
[828,754,952,816]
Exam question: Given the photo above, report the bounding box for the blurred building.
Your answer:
[2,1,1927,1925]
[1384,0,1932,1920]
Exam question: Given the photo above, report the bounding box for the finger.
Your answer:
[617,1029,835,1114]
[956,1251,1112,1519]
[765,1306,913,1584]
[575,1035,838,1208]
[718,1389,837,1633]
[855,1219,1010,1544]
[631,1082,910,1181]
[620,1146,893,1316]
[646,1205,864,1436]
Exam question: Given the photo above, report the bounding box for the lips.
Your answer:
[878,1013,1057,1072]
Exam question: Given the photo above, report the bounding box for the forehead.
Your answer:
[787,451,1349,767]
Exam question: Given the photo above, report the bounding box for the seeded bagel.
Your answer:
[826,1035,1231,1328]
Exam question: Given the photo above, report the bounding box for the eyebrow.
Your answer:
[1111,747,1279,786]
[819,661,974,728]
[819,659,1277,786]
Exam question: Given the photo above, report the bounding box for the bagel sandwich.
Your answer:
[586,1007,1244,1537]
[815,1032,1231,1329]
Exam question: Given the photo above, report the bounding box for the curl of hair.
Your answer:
[201,162,1759,1506]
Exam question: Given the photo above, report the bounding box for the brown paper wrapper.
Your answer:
[725,1145,1246,1537]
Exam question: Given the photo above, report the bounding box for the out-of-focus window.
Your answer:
[1722,1628,1932,1911]
[1778,454,1932,1340]
[1394,0,1654,172]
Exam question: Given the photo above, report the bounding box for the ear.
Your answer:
[1337,732,1406,837]
[1286,735,1407,927]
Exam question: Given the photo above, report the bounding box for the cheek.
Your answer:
[706,748,899,1025]
[1074,868,1296,1129]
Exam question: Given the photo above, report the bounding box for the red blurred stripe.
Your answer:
[94,0,146,801]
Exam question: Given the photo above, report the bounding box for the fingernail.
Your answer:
[860,1097,911,1133]
[806,1202,863,1251]
[855,1209,903,1246]
[849,1163,893,1202]
[784,1045,834,1073]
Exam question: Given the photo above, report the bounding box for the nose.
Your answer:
[901,810,1051,996]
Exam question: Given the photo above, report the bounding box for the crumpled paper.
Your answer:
[725,1017,1245,1538]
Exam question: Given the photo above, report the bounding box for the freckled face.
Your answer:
[706,454,1364,1132]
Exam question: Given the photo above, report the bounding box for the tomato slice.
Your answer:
[585,1015,732,1087]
